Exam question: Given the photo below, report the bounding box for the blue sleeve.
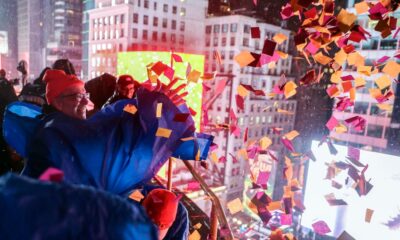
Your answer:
[0,173,157,240]
[25,88,206,195]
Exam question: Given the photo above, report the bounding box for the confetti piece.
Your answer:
[227,198,243,215]
[273,33,288,44]
[237,84,250,97]
[259,137,272,150]
[156,103,162,118]
[312,220,331,235]
[284,130,299,141]
[355,1,369,14]
[326,116,339,131]
[382,60,400,78]
[123,104,138,115]
[365,208,374,223]
[375,75,391,90]
[155,128,172,138]
[251,27,260,38]
[173,113,190,122]
[172,53,183,62]
[188,230,201,240]
[39,167,64,182]
[151,61,168,75]
[187,70,201,83]
[337,231,356,240]
[262,39,277,56]
[284,81,297,99]
[129,190,144,202]
[234,51,256,67]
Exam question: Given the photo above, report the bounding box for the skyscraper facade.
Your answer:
[203,15,296,203]
[87,0,207,78]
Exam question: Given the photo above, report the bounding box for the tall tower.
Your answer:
[0,0,18,78]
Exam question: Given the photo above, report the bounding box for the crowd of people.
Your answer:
[0,59,211,239]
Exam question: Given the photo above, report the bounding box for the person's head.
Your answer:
[0,69,6,78]
[52,59,76,75]
[141,189,180,239]
[43,69,88,119]
[116,75,140,99]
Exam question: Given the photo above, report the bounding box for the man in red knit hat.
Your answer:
[43,69,89,119]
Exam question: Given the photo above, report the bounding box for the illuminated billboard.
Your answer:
[0,31,8,54]
[302,141,400,239]
[117,51,204,130]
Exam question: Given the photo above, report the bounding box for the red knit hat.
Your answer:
[141,189,180,230]
[43,69,84,104]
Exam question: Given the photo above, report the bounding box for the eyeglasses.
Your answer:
[61,92,90,101]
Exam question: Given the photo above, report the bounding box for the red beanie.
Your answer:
[43,69,84,104]
[141,189,180,230]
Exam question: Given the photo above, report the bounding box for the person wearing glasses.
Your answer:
[4,69,212,239]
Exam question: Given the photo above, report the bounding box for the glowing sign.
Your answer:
[302,141,400,239]
[117,51,204,130]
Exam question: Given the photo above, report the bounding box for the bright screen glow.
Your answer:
[302,141,400,239]
[117,51,204,130]
[0,31,8,54]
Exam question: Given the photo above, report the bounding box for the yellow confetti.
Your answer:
[123,104,137,115]
[156,128,172,138]
[156,103,163,118]
[227,198,243,215]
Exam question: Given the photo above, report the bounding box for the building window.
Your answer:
[120,14,125,24]
[153,17,158,26]
[222,24,228,33]
[213,37,218,46]
[229,51,235,60]
[206,38,210,47]
[143,15,148,25]
[172,6,177,14]
[172,20,176,30]
[222,37,226,47]
[243,38,249,47]
[179,35,184,45]
[230,37,235,46]
[132,28,138,38]
[171,34,176,43]
[180,8,186,16]
[206,25,212,34]
[143,30,148,40]
[163,4,168,12]
[180,21,185,31]
[120,29,124,38]
[115,15,119,24]
[214,24,220,33]
[144,0,149,8]
[153,2,157,10]
[133,13,138,23]
[244,24,251,33]
[367,124,383,138]
[353,102,369,115]
[162,18,167,28]
[230,23,237,32]
[152,32,157,41]
[161,32,167,41]
[137,0,141,7]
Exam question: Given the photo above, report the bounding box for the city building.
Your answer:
[43,0,83,75]
[16,0,84,80]
[17,0,45,79]
[330,10,400,153]
[82,0,95,80]
[203,15,296,204]
[0,0,18,78]
[87,0,207,78]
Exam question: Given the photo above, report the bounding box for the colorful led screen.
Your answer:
[117,51,204,130]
